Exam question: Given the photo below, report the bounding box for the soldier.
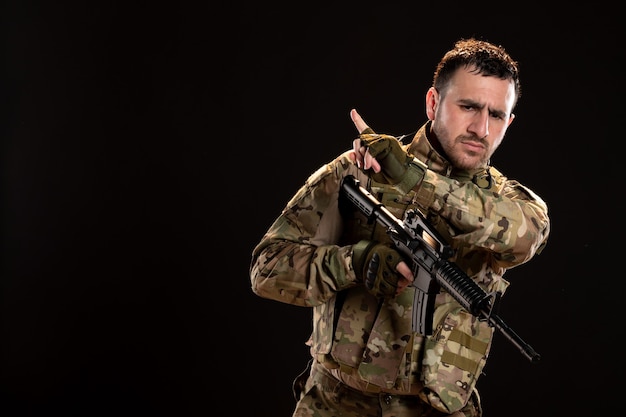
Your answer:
[250,38,550,417]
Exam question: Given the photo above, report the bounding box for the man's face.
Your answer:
[428,67,516,170]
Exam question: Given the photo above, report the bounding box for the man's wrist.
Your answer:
[394,158,427,194]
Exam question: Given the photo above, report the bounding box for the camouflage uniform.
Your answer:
[250,121,550,416]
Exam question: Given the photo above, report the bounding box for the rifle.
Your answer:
[340,174,541,363]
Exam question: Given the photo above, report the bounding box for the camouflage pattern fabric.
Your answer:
[292,361,482,417]
[250,120,550,414]
[418,305,493,413]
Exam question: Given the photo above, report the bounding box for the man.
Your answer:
[250,38,550,417]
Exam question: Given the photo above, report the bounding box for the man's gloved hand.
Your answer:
[352,240,404,298]
[358,133,414,185]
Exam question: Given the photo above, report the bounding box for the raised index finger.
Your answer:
[350,108,370,134]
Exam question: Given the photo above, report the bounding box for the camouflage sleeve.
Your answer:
[250,152,363,307]
[413,169,550,269]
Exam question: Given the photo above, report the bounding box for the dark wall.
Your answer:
[1,2,622,416]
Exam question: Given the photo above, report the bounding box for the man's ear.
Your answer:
[507,113,515,127]
[425,87,438,120]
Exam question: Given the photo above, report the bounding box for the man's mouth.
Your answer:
[460,140,485,152]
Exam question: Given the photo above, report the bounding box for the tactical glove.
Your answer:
[358,132,427,193]
[352,240,404,299]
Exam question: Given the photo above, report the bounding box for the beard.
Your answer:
[431,121,490,170]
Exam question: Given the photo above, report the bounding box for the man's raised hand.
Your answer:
[349,109,381,172]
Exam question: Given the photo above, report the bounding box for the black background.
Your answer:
[1,2,623,416]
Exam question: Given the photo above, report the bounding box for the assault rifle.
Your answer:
[340,175,541,363]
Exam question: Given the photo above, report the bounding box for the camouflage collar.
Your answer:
[406,121,489,183]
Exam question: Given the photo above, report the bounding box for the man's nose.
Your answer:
[469,111,489,139]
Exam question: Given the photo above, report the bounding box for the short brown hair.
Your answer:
[433,38,521,107]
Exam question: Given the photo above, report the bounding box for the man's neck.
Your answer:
[426,122,448,160]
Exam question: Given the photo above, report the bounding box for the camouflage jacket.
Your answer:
[250,121,550,398]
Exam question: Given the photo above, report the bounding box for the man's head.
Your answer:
[426,38,521,171]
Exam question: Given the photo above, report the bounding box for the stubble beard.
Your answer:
[432,123,490,170]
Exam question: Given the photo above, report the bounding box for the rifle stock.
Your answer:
[340,175,541,363]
